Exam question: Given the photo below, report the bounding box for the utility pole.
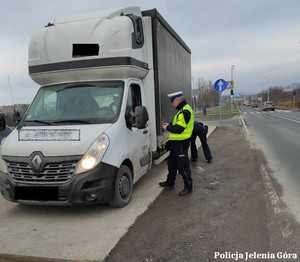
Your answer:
[231,65,235,81]
[264,76,269,102]
[231,65,235,114]
[7,75,15,106]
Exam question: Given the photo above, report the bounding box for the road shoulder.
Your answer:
[106,126,273,261]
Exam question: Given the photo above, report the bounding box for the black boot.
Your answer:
[178,187,192,196]
[159,181,174,189]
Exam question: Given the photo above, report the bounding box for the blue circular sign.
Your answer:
[214,79,227,92]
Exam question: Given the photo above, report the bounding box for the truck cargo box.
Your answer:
[142,9,191,139]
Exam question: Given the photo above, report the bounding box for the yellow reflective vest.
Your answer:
[169,104,194,141]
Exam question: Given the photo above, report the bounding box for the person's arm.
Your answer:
[165,110,191,134]
[166,124,185,134]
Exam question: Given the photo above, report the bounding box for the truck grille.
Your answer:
[7,160,77,184]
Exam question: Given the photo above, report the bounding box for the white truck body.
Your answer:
[0,7,191,206]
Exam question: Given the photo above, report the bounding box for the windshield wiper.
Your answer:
[52,119,96,124]
[26,120,56,125]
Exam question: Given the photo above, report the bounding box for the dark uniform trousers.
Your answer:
[166,139,193,189]
[191,122,212,161]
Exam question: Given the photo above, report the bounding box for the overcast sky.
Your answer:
[1,0,300,105]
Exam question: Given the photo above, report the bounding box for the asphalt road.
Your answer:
[240,105,300,223]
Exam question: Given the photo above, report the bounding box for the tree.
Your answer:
[196,78,219,107]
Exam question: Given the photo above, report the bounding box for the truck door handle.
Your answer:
[143,130,148,134]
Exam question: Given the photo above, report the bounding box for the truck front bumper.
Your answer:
[0,162,118,205]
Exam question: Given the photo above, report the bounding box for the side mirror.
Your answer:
[131,106,149,129]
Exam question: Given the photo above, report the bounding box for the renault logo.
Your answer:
[31,155,42,171]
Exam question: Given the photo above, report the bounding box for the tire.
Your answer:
[108,165,133,208]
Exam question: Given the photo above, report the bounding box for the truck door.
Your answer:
[126,83,151,178]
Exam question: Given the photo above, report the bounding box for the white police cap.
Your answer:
[167,91,183,101]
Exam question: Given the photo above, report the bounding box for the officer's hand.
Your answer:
[162,123,169,130]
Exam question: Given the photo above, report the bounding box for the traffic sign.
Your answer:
[226,80,234,89]
[214,79,227,93]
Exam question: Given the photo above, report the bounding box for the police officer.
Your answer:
[190,121,212,163]
[160,91,194,196]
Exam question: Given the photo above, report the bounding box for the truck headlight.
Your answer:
[75,133,110,175]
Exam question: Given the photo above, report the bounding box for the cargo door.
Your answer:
[126,82,151,179]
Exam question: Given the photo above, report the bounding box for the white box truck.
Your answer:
[0,6,191,207]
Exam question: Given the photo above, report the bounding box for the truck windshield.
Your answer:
[25,81,124,125]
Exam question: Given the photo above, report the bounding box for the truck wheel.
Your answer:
[109,165,133,207]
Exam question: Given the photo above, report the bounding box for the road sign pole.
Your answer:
[219,93,222,126]
[214,79,227,127]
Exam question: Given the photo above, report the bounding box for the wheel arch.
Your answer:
[121,159,134,179]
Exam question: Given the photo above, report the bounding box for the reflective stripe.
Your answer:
[169,104,194,141]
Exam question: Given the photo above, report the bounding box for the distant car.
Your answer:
[251,102,258,108]
[262,101,275,111]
